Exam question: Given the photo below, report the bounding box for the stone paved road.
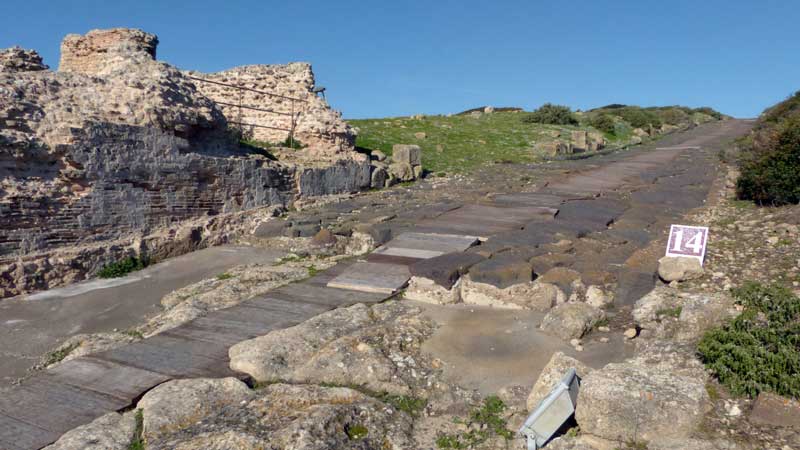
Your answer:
[0,245,283,384]
[0,120,752,449]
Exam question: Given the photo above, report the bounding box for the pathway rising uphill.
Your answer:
[0,119,751,450]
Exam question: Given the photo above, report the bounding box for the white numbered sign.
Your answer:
[666,225,709,265]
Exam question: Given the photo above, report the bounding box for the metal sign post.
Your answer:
[665,224,709,265]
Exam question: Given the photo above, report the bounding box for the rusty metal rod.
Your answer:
[214,100,294,116]
[228,121,293,132]
[187,75,306,102]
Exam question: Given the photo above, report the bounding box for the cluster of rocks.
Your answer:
[0,47,48,73]
[406,247,614,345]
[368,144,424,188]
[535,130,606,157]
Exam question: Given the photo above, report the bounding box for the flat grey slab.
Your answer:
[327,262,411,294]
[373,232,479,259]
[0,377,124,434]
[0,412,59,450]
[41,356,170,403]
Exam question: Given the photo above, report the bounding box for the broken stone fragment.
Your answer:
[539,302,604,340]
[526,352,593,411]
[0,47,48,72]
[370,165,387,188]
[389,161,416,182]
[405,276,462,304]
[657,256,704,282]
[749,391,800,428]
[585,285,614,309]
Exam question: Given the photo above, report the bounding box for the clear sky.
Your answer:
[2,0,798,118]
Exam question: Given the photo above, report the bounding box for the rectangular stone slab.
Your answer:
[41,356,170,403]
[372,232,479,259]
[326,262,411,294]
[0,412,61,450]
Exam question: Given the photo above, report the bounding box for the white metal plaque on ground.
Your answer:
[666,224,709,265]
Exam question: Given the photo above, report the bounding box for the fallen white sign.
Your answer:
[665,224,709,265]
[518,368,579,450]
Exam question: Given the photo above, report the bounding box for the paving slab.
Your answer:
[327,261,411,294]
[373,232,479,259]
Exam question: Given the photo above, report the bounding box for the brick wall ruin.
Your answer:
[0,28,369,298]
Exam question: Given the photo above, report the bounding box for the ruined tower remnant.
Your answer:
[59,28,158,75]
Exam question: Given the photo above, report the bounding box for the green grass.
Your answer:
[43,342,80,367]
[216,272,234,280]
[128,410,144,450]
[656,306,682,319]
[97,256,148,279]
[350,112,628,174]
[122,329,144,339]
[345,423,369,440]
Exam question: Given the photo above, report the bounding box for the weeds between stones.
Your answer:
[435,395,514,449]
[97,256,148,278]
[127,409,144,450]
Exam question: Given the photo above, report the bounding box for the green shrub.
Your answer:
[521,103,578,125]
[736,115,800,205]
[618,107,662,129]
[590,114,617,134]
[97,256,148,278]
[693,106,723,120]
[698,282,800,398]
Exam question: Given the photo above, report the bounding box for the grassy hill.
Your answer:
[349,105,723,174]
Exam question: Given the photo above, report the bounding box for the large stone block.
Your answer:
[575,355,710,443]
[392,144,422,166]
[410,252,485,289]
[467,255,532,289]
[539,302,604,340]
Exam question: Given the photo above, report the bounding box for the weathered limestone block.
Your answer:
[461,275,564,310]
[585,285,614,309]
[229,302,435,396]
[0,47,48,72]
[389,161,416,182]
[43,411,136,450]
[657,256,704,282]
[137,377,253,440]
[392,144,422,166]
[405,276,462,304]
[526,352,593,411]
[571,130,587,151]
[575,344,710,443]
[540,302,604,340]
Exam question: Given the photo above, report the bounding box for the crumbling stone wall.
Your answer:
[0,47,48,73]
[187,64,356,156]
[59,28,158,75]
[0,28,370,298]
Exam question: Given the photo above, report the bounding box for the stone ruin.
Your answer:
[0,28,371,298]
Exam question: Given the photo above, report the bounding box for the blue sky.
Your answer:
[2,0,798,118]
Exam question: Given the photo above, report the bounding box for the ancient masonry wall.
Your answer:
[186,64,356,156]
[0,28,369,298]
